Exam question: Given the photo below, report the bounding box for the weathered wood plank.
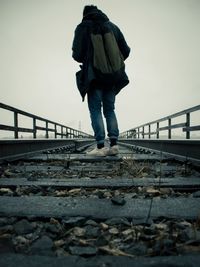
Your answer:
[27,153,164,162]
[0,254,200,267]
[0,196,199,220]
[1,177,200,189]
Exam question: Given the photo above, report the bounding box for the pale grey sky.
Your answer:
[0,0,200,135]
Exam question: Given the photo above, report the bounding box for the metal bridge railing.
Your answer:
[0,103,92,139]
[120,105,200,140]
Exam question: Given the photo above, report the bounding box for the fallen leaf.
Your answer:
[154,223,168,230]
[0,188,13,195]
[99,246,134,257]
[55,190,68,196]
[146,187,160,195]
[160,188,173,195]
[109,227,119,235]
[122,229,134,236]
[100,223,109,230]
[73,227,86,237]
[68,188,82,194]
[54,239,65,247]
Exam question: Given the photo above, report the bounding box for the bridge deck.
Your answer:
[0,143,200,265]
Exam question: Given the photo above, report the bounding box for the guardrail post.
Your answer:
[33,118,36,138]
[168,118,171,139]
[156,122,159,139]
[61,126,63,138]
[14,112,18,139]
[133,129,136,138]
[148,124,151,139]
[46,121,49,138]
[186,113,190,139]
[137,128,140,139]
[142,127,144,139]
[54,124,57,138]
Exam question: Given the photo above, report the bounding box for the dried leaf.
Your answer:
[141,172,149,178]
[78,239,91,245]
[73,227,86,237]
[146,187,160,195]
[109,227,119,235]
[154,223,168,230]
[54,239,65,247]
[123,234,135,242]
[0,188,13,194]
[103,192,112,198]
[55,190,68,196]
[100,223,109,230]
[99,246,134,257]
[122,229,134,236]
[68,188,82,194]
[160,188,173,195]
[78,239,87,245]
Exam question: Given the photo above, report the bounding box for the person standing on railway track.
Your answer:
[72,5,130,156]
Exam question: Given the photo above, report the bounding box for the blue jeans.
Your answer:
[87,86,119,145]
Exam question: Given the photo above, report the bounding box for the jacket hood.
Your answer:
[82,9,109,23]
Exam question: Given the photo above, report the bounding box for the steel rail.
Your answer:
[118,139,200,165]
[0,139,94,161]
[1,177,200,191]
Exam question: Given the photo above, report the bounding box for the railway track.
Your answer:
[0,142,200,266]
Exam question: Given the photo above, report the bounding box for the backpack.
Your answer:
[90,23,125,84]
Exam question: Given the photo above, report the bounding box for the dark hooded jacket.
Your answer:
[72,8,130,101]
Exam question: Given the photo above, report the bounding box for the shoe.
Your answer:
[87,147,109,157]
[108,145,119,156]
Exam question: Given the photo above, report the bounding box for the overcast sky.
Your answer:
[0,0,200,136]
